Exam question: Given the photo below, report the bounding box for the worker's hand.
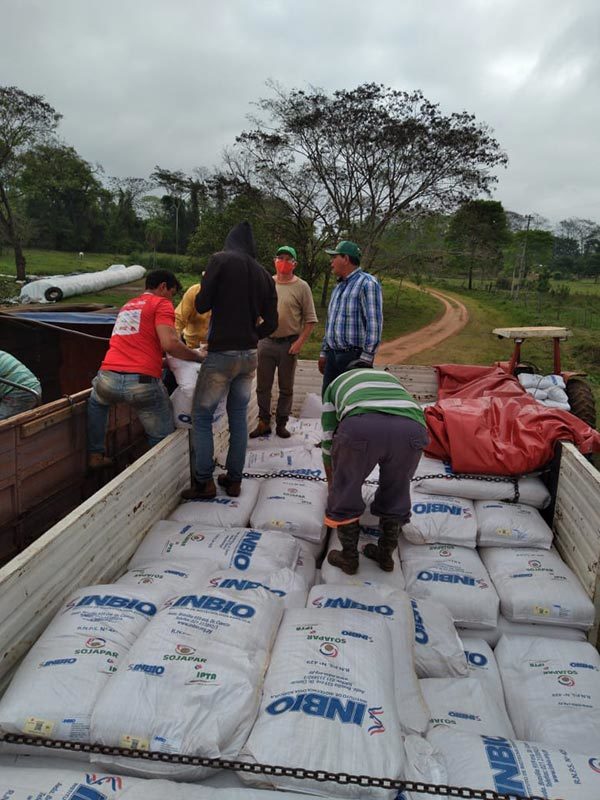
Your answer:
[289,340,302,356]
[318,355,326,375]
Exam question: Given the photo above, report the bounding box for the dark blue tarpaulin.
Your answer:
[9,312,118,325]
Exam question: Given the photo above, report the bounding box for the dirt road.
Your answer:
[375,287,468,365]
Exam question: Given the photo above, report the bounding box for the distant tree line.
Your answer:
[1,82,597,291]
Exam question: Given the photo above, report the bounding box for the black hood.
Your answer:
[223,221,257,258]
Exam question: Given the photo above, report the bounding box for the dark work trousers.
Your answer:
[256,336,299,425]
[321,347,362,397]
[326,413,429,525]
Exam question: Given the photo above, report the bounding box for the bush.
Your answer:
[495,275,511,290]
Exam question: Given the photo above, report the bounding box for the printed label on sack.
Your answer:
[265,692,385,734]
[23,716,54,736]
[120,734,149,750]
[482,735,527,796]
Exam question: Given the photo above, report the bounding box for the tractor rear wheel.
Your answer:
[566,378,597,428]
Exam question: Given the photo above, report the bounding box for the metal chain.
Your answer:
[0,733,550,800]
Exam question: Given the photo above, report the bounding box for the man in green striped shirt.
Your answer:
[322,366,428,574]
[0,351,41,420]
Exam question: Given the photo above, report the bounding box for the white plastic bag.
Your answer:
[409,597,468,678]
[459,637,506,703]
[205,566,308,609]
[480,546,595,628]
[244,446,325,479]
[169,479,261,528]
[404,492,477,548]
[322,528,405,589]
[399,540,499,629]
[250,476,328,545]
[412,456,551,508]
[0,585,157,742]
[475,500,553,548]
[496,634,600,753]
[91,586,283,781]
[518,372,565,390]
[420,677,514,738]
[129,522,300,574]
[307,584,429,733]
[405,728,600,800]
[241,607,405,798]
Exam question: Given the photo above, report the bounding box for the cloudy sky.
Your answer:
[2,0,598,225]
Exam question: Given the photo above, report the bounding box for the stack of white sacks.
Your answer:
[1,391,599,799]
[517,371,571,410]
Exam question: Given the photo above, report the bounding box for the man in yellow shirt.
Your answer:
[175,281,211,347]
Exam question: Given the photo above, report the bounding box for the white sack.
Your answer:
[307,584,429,733]
[165,353,202,392]
[245,418,322,450]
[518,372,566,390]
[91,586,282,781]
[410,597,468,678]
[0,585,156,742]
[244,445,325,479]
[405,728,600,800]
[475,500,553,548]
[299,392,324,417]
[420,677,514,738]
[322,528,405,590]
[495,634,600,753]
[546,385,569,402]
[129,522,300,574]
[399,540,499,629]
[480,546,595,629]
[241,607,405,798]
[250,476,328,545]
[295,543,317,587]
[169,479,261,528]
[525,386,548,400]
[460,637,506,703]
[457,625,500,648]
[116,559,214,602]
[497,613,587,641]
[170,389,227,430]
[404,493,477,548]
[205,566,308,609]
[412,456,551,509]
[543,399,571,410]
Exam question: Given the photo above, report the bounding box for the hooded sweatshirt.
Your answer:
[195,221,278,351]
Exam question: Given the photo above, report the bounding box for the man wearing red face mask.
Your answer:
[250,245,318,438]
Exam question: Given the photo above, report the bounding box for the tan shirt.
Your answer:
[271,277,318,338]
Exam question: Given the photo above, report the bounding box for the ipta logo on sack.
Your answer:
[588,758,600,774]
[557,674,576,687]
[482,735,526,797]
[232,529,262,570]
[265,692,368,727]
[86,637,106,648]
[417,571,476,587]
[190,666,218,684]
[85,774,124,790]
[319,642,339,657]
[127,663,165,676]
[176,644,195,656]
[410,599,428,644]
[367,706,385,735]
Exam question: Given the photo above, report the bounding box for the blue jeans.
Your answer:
[191,350,257,482]
[322,347,362,396]
[0,386,41,420]
[87,370,174,453]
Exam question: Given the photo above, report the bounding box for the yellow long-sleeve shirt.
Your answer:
[175,284,211,347]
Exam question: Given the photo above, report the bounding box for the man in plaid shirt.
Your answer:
[318,241,383,394]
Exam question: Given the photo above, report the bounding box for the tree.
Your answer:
[150,167,188,254]
[145,219,167,266]
[0,86,61,278]
[446,200,510,289]
[233,82,508,270]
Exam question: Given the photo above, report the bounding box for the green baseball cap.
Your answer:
[324,240,362,263]
[276,245,297,260]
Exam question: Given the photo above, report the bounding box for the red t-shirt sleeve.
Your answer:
[154,298,176,328]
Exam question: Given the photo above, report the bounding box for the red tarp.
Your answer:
[425,365,600,475]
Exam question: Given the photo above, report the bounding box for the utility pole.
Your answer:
[512,215,531,300]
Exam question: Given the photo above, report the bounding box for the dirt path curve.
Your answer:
[375,287,469,365]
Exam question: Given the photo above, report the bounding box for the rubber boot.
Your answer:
[363,518,402,572]
[181,478,217,501]
[326,520,360,575]
[217,473,241,497]
[249,418,271,438]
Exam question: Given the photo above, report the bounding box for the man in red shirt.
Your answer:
[87,269,202,468]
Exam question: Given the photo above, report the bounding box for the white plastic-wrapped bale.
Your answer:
[399,540,499,629]
[412,456,551,509]
[306,584,429,733]
[116,559,215,602]
[409,597,469,678]
[169,479,261,528]
[0,586,157,742]
[403,492,477,548]
[250,477,328,552]
[459,637,506,703]
[495,634,600,753]
[480,546,595,629]
[475,500,553,548]
[91,586,283,780]
[241,607,406,798]
[322,528,405,589]
[204,566,309,609]
[129,522,300,574]
[405,728,600,800]
[244,446,325,479]
[18,264,146,304]
[419,677,515,738]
